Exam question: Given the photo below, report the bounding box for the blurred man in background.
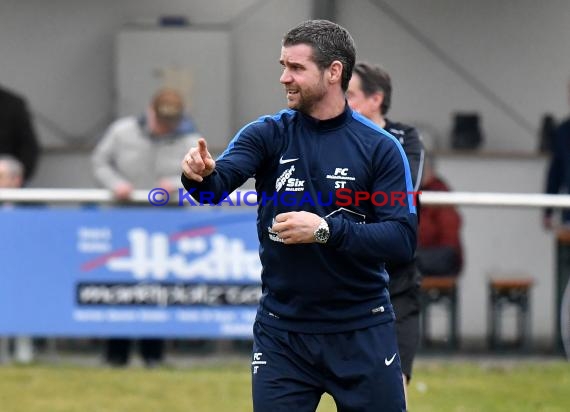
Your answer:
[92,88,202,367]
[544,79,570,229]
[347,61,424,405]
[0,85,40,183]
[92,87,202,200]
[0,154,24,189]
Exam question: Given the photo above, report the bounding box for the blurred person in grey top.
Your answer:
[91,88,201,367]
[92,88,202,200]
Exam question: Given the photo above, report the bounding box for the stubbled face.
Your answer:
[279,44,327,115]
[346,73,378,120]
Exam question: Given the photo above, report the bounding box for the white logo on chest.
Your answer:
[326,167,356,189]
[275,165,305,192]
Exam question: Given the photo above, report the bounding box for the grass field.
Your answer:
[0,357,568,412]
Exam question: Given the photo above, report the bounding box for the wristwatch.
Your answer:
[313,218,330,244]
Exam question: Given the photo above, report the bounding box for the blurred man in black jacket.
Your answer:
[0,85,40,183]
[544,79,570,229]
[347,62,424,404]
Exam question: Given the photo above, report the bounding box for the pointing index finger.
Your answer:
[198,138,209,156]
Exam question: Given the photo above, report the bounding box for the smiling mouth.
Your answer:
[286,90,299,99]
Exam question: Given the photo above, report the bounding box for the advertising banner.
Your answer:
[0,207,261,338]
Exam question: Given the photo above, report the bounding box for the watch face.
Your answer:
[315,227,329,243]
[314,219,330,243]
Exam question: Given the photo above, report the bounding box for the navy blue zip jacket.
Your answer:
[181,104,417,333]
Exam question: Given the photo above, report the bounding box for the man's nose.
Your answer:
[280,69,292,84]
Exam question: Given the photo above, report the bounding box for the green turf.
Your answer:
[0,360,568,411]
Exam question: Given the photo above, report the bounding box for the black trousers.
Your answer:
[105,338,164,366]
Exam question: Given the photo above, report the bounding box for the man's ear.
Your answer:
[328,61,343,85]
[372,91,384,111]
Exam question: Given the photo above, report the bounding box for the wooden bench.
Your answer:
[420,276,459,350]
[488,278,533,351]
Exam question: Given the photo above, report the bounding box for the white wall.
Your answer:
[338,0,570,152]
[4,1,569,155]
[437,154,555,347]
[231,0,313,126]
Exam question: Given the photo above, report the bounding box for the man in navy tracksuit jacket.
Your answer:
[182,20,416,412]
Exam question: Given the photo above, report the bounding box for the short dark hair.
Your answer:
[283,20,356,91]
[353,62,392,115]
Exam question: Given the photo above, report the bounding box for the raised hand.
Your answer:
[181,138,216,182]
